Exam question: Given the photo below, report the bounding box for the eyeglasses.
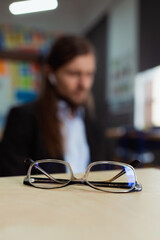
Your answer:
[23,158,142,193]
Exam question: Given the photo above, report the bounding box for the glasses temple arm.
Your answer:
[25,177,141,191]
[24,158,62,184]
[24,177,131,188]
[104,160,141,182]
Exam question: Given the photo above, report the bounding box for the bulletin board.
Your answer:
[0,59,41,129]
[0,23,58,131]
[107,54,135,114]
[0,23,57,53]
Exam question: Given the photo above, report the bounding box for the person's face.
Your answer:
[54,53,96,106]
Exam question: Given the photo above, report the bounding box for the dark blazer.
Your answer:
[0,102,106,177]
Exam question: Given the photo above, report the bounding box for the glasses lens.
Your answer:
[87,162,135,192]
[30,161,71,188]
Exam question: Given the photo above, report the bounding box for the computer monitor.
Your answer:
[134,66,160,130]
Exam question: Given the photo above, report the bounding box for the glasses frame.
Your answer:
[23,159,142,193]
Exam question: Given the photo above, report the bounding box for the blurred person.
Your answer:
[0,35,106,177]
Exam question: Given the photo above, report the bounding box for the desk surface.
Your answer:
[0,168,160,240]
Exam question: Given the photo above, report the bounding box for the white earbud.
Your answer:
[48,73,57,86]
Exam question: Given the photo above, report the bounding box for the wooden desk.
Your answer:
[0,169,160,240]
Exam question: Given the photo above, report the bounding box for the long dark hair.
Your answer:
[36,35,95,157]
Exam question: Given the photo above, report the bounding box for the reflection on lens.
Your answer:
[87,162,135,192]
[30,160,71,189]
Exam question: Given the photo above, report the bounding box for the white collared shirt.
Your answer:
[58,101,90,173]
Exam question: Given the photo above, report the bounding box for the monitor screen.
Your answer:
[134,66,160,130]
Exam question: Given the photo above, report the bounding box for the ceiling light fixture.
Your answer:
[9,0,58,15]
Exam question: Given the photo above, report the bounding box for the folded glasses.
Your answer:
[23,158,142,193]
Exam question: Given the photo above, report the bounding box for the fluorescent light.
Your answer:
[9,0,58,15]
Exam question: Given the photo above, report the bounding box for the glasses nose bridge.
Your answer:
[71,171,88,183]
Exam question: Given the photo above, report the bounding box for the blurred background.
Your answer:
[0,0,160,167]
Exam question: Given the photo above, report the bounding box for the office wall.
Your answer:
[139,0,160,71]
[106,0,139,127]
[85,0,139,128]
[86,15,108,129]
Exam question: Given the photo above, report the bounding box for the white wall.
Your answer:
[107,0,139,113]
